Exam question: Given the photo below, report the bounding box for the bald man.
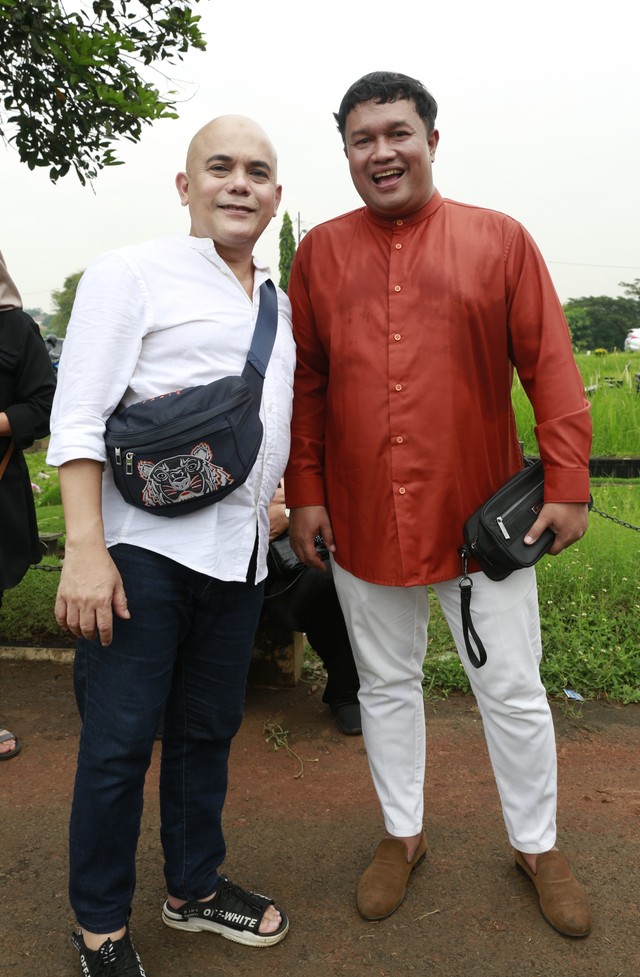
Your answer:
[47,116,294,977]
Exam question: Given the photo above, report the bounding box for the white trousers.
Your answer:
[331,562,557,854]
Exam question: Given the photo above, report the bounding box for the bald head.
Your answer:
[185,115,278,179]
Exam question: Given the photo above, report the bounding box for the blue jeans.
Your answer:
[69,542,264,933]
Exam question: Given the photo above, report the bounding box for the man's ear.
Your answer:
[274,184,283,216]
[175,171,189,206]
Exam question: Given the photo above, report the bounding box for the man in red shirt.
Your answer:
[285,71,592,937]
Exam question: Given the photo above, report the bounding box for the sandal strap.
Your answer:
[213,876,274,924]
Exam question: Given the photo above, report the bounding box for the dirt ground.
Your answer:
[1,657,639,977]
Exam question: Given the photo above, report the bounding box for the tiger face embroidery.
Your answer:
[138,442,234,508]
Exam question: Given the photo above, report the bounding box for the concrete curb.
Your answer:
[0,638,303,685]
[0,645,73,663]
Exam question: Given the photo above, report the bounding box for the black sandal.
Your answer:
[162,876,289,947]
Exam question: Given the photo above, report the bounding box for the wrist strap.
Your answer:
[458,547,487,669]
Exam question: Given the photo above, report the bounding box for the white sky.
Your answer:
[2,0,639,313]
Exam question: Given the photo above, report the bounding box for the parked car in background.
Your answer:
[624,328,640,351]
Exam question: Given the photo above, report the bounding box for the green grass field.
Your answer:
[5,387,640,703]
[513,350,640,457]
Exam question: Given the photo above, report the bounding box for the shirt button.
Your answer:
[396,219,404,226]
[394,285,401,292]
[396,436,404,443]
[395,383,403,391]
[395,243,402,250]
[393,333,401,341]
[399,486,406,494]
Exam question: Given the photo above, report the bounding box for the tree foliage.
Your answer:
[620,278,640,301]
[563,283,640,352]
[0,0,206,184]
[49,270,83,336]
[278,210,296,293]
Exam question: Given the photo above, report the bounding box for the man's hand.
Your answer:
[524,501,589,555]
[55,459,131,647]
[55,543,130,647]
[288,505,335,570]
[268,484,289,540]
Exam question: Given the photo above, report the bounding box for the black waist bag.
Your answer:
[458,460,552,669]
[104,280,278,518]
[458,459,592,669]
[461,460,554,581]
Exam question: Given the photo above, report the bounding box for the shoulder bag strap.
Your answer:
[242,279,278,404]
[0,440,14,481]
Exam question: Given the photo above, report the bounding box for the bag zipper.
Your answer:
[492,479,543,539]
[105,392,249,450]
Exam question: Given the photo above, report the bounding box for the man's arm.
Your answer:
[283,241,330,509]
[55,459,130,646]
[506,224,592,500]
[505,223,592,556]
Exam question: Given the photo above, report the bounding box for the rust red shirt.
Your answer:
[284,191,592,586]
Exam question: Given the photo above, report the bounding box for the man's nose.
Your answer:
[371,137,395,160]
[227,168,250,192]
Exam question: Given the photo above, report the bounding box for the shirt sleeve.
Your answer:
[505,222,592,501]
[283,240,329,509]
[285,240,329,509]
[4,316,57,449]
[47,253,148,467]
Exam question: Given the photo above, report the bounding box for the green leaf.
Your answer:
[0,0,207,184]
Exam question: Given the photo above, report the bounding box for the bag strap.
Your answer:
[458,546,488,669]
[242,279,278,403]
[0,439,14,481]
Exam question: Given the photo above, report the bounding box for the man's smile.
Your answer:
[372,168,404,186]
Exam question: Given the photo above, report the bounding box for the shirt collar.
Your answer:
[363,189,444,229]
[185,234,270,273]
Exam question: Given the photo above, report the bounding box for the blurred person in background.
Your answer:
[0,249,57,760]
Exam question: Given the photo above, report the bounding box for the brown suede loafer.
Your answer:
[514,848,592,937]
[357,831,427,920]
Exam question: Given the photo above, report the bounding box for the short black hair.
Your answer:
[334,71,438,143]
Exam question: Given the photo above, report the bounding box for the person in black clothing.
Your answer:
[0,249,57,759]
[263,483,361,734]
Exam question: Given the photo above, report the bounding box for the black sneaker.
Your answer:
[71,928,147,976]
[162,875,289,947]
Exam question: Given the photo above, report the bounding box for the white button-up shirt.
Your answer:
[47,234,296,582]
